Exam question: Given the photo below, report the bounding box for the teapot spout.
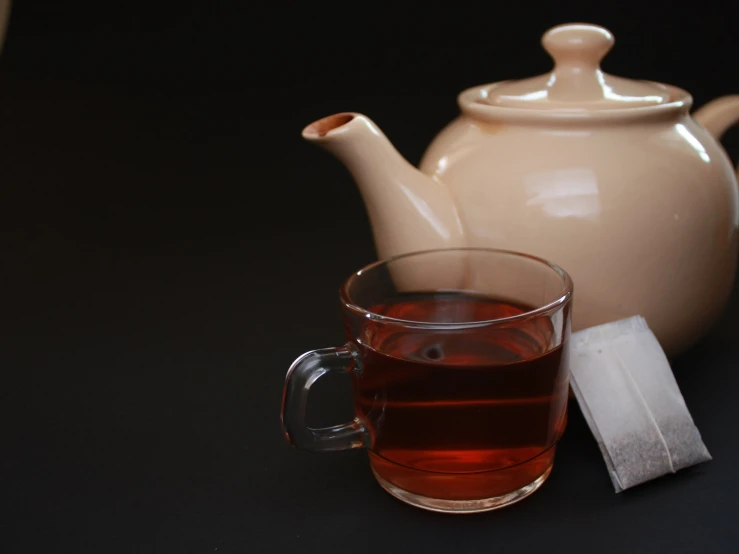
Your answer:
[302,113,465,260]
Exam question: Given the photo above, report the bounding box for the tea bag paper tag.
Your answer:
[569,315,712,492]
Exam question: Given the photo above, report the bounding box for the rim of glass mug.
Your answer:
[339,247,574,329]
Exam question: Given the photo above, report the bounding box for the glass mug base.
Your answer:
[369,445,557,514]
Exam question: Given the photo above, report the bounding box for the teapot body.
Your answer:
[302,22,739,357]
[420,111,739,355]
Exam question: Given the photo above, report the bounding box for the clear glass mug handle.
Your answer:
[280,344,370,452]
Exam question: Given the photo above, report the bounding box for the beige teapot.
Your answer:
[302,23,739,356]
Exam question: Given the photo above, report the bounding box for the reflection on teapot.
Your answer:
[302,23,739,356]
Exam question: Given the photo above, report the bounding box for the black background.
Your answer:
[1,1,739,553]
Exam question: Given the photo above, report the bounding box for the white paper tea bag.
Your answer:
[569,315,712,492]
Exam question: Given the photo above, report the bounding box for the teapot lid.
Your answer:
[480,23,672,111]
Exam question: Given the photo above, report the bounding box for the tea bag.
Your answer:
[569,315,712,492]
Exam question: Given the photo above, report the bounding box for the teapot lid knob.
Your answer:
[542,23,614,69]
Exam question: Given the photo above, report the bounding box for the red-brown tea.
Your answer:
[352,292,569,501]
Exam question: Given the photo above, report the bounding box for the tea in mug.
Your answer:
[353,292,569,502]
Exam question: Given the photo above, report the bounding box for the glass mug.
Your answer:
[281,248,573,513]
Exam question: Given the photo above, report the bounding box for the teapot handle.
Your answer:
[693,95,739,176]
[0,1,10,58]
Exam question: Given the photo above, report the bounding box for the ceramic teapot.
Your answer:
[302,23,739,356]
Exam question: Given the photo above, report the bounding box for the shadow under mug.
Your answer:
[281,248,573,513]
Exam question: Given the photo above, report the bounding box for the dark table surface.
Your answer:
[2,3,739,553]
